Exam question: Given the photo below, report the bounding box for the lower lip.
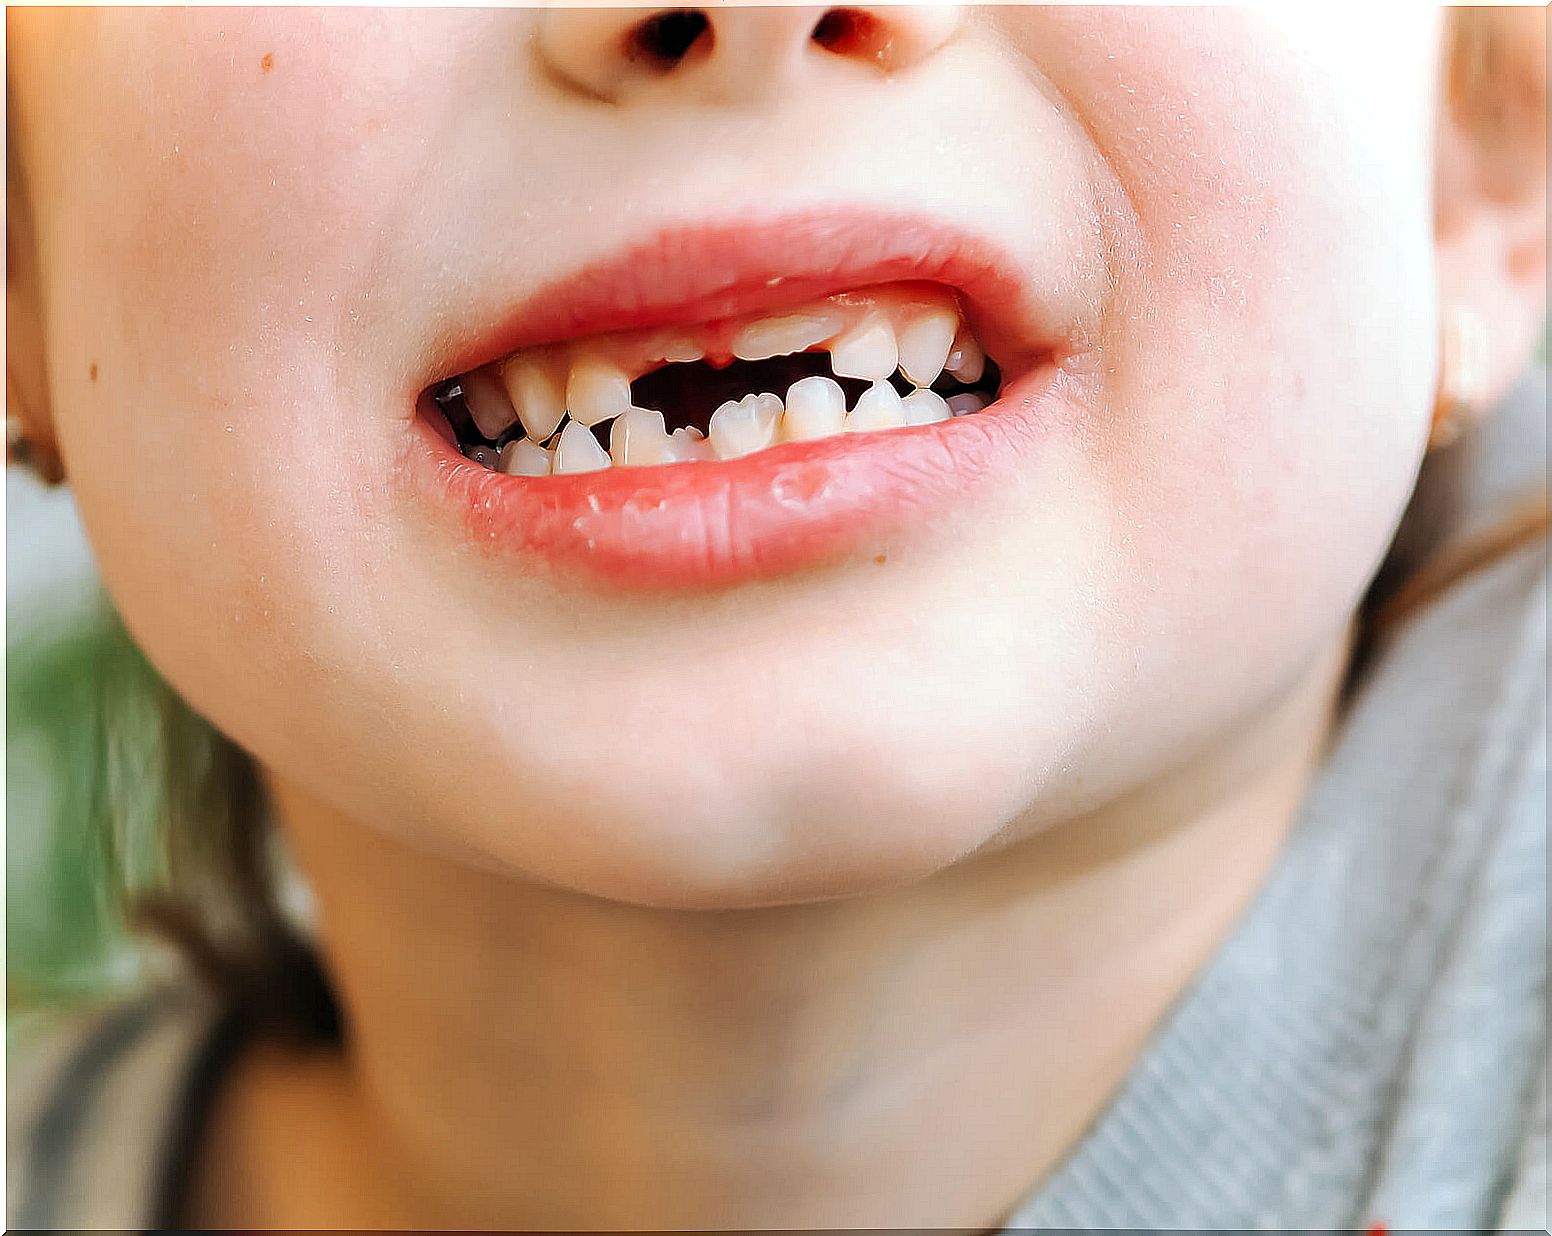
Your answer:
[408,364,1076,591]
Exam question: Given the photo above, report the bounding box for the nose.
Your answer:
[536,6,965,105]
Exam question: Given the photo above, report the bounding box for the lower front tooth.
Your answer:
[553,419,613,473]
[668,426,715,462]
[845,381,906,432]
[709,393,782,459]
[901,388,952,425]
[609,406,674,466]
[566,358,633,427]
[781,376,847,441]
[500,437,553,476]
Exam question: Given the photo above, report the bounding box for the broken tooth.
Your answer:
[709,393,783,459]
[897,306,957,388]
[501,357,566,443]
[669,426,715,462]
[461,369,520,440]
[944,327,985,385]
[608,406,673,466]
[829,313,899,382]
[499,437,553,477]
[901,388,952,426]
[946,393,988,417]
[553,419,613,473]
[566,358,633,427]
[730,313,844,363]
[845,381,906,432]
[781,376,846,441]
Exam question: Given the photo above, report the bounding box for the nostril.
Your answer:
[810,8,888,61]
[626,9,711,70]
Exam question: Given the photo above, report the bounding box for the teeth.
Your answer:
[608,406,675,466]
[461,369,520,440]
[900,388,952,426]
[828,314,899,382]
[649,335,703,365]
[709,393,782,459]
[730,313,844,363]
[897,306,957,388]
[501,357,566,443]
[946,393,988,417]
[781,376,846,441]
[845,381,906,432]
[500,437,553,476]
[944,327,985,385]
[566,358,633,427]
[553,419,613,473]
[668,426,715,462]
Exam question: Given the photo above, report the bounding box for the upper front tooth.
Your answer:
[553,419,613,473]
[897,306,957,388]
[650,335,704,365]
[566,358,633,426]
[709,393,782,459]
[608,406,675,466]
[944,327,985,384]
[829,313,899,382]
[460,369,519,440]
[781,376,846,441]
[731,313,844,363]
[901,388,951,425]
[845,381,906,432]
[500,437,553,476]
[501,357,566,443]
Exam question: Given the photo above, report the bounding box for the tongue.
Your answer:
[631,354,870,434]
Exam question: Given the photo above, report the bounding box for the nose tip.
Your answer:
[537,6,965,104]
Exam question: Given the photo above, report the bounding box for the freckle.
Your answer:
[88,363,98,382]
[874,553,887,565]
[260,52,274,73]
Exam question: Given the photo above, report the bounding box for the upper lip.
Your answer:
[430,209,1073,386]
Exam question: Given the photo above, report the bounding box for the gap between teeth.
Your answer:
[441,289,994,476]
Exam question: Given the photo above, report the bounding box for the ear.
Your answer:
[6,122,61,480]
[1434,6,1548,408]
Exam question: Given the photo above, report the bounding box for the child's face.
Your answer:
[10,9,1451,904]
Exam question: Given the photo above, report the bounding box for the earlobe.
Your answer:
[6,140,63,484]
[1432,7,1548,410]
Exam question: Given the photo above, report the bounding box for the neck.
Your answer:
[211,631,1350,1230]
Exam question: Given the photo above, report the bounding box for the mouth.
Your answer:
[408,213,1084,590]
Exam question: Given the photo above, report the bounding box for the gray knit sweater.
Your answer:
[8,374,1548,1231]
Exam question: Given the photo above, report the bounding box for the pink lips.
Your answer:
[407,212,1081,591]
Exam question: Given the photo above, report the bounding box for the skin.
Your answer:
[7,6,1547,1228]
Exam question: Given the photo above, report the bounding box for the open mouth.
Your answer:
[425,282,1005,476]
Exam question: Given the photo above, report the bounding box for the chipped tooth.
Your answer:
[669,426,715,462]
[463,443,503,470]
[461,369,520,440]
[781,376,847,441]
[946,393,988,417]
[730,313,844,363]
[846,381,906,432]
[553,419,613,473]
[501,357,566,443]
[897,306,957,388]
[500,437,553,476]
[944,328,985,385]
[829,313,899,382]
[901,388,952,425]
[609,406,674,466]
[709,393,782,459]
[566,358,633,427]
